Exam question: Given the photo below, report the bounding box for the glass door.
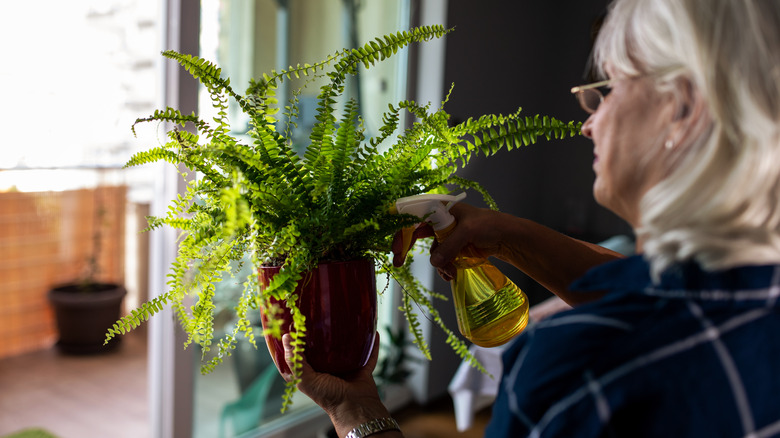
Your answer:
[192,1,411,437]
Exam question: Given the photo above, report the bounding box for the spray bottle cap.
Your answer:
[390,193,467,263]
[392,192,467,230]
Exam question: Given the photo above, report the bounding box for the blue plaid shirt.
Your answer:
[486,255,780,437]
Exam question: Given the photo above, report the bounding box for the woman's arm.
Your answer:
[424,204,624,306]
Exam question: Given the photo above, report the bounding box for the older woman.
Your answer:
[283,0,780,436]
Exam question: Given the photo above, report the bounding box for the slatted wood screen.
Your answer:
[0,186,127,358]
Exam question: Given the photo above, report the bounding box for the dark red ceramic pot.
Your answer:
[259,259,377,376]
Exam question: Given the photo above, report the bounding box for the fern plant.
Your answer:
[106,25,581,411]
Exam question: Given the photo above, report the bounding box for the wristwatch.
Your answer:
[345,417,400,438]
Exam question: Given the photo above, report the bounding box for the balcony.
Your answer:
[0,331,148,437]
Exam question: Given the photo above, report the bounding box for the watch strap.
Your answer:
[344,417,400,438]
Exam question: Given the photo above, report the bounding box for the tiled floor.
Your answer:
[0,331,490,438]
[0,331,149,438]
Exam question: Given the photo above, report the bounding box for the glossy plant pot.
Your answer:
[259,259,377,376]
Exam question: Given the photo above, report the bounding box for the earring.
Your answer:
[664,139,674,149]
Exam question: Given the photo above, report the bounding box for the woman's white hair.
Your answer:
[593,0,780,280]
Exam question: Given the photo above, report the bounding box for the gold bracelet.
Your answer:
[344,417,400,438]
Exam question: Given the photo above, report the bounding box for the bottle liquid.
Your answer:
[392,193,529,348]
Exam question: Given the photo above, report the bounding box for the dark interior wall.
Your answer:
[440,0,633,304]
[401,0,635,404]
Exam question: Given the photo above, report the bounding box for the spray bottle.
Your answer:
[392,193,529,347]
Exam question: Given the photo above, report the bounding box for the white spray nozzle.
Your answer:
[393,192,466,230]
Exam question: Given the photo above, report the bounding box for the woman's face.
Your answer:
[581,73,675,227]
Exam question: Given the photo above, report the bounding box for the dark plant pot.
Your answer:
[259,259,377,376]
[48,283,127,354]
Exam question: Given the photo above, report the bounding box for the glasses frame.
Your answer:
[570,78,618,114]
[571,68,682,114]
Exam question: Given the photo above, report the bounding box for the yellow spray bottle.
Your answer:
[392,193,529,348]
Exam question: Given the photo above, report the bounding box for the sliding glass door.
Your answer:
[151,1,456,436]
[191,1,411,437]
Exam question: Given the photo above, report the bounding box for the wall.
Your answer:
[441,0,633,305]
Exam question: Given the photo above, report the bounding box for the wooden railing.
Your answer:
[0,186,127,358]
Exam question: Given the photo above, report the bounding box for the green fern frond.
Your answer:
[383,259,432,359]
[162,51,242,106]
[457,112,583,159]
[142,215,192,232]
[323,99,362,208]
[281,291,308,412]
[334,25,452,75]
[390,259,487,375]
[200,334,237,374]
[131,107,205,136]
[199,270,262,374]
[124,147,179,168]
[401,291,431,359]
[246,51,342,99]
[104,293,170,344]
[446,175,499,211]
[369,104,402,148]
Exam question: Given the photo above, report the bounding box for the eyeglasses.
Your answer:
[570,78,617,114]
[570,69,680,114]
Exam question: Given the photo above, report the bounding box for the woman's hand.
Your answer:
[391,201,623,305]
[282,333,401,437]
[428,203,508,280]
[391,222,434,267]
[391,203,507,280]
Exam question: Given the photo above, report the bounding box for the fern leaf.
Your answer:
[104,294,170,344]
[124,147,179,168]
[131,107,204,136]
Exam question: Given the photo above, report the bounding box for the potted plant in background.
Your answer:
[103,25,581,409]
[48,186,127,354]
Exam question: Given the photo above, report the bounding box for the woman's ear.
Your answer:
[669,76,709,148]
[674,76,698,119]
